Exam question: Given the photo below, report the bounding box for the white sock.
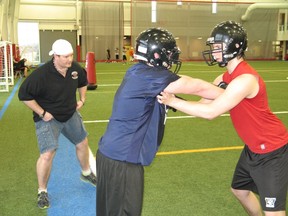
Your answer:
[38,188,47,194]
[82,169,91,176]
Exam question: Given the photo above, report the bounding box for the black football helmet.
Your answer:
[202,21,248,67]
[134,28,181,73]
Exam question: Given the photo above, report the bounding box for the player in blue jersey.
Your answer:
[96,28,224,216]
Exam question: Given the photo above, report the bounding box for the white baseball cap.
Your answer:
[49,39,73,56]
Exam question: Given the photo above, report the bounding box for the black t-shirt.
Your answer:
[18,59,88,122]
[14,59,26,70]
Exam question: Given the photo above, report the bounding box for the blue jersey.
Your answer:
[98,63,180,165]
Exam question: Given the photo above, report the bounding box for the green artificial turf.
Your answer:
[0,61,287,215]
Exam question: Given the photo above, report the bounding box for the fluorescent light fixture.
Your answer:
[152,1,157,23]
[212,0,217,14]
[177,1,182,6]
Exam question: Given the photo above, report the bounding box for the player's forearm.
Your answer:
[198,81,224,100]
[164,75,223,99]
[170,98,216,120]
[78,86,87,103]
[22,100,45,116]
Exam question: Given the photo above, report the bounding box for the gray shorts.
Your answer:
[35,111,88,154]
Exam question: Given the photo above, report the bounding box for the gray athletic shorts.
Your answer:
[231,144,288,211]
[35,111,88,154]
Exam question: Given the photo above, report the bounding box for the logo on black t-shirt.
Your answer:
[71,71,78,79]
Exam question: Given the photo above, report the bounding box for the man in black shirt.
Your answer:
[18,39,96,209]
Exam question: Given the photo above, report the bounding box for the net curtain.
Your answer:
[130,2,278,61]
[81,2,124,61]
[81,1,278,61]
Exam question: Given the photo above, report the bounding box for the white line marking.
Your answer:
[83,111,288,124]
[95,79,288,88]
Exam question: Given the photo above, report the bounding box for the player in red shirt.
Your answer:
[158,21,288,216]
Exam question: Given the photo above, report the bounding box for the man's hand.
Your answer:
[157,92,176,105]
[76,100,85,110]
[42,111,54,122]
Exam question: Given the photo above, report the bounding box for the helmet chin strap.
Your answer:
[162,61,169,68]
[218,62,228,67]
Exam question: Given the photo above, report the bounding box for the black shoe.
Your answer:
[37,191,50,209]
[80,172,97,187]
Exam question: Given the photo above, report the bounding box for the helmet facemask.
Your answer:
[169,48,182,74]
[203,39,242,67]
[202,43,221,67]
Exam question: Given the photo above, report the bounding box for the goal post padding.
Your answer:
[0,41,14,92]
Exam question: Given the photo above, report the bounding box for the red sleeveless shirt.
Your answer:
[222,61,288,154]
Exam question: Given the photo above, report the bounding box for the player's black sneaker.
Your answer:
[80,172,97,187]
[37,191,50,209]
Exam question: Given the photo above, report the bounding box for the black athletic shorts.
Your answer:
[231,144,288,211]
[96,150,144,216]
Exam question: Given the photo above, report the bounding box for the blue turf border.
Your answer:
[48,135,96,216]
[0,78,22,120]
